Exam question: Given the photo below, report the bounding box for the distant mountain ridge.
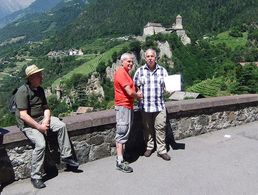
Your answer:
[0,0,34,19]
[0,0,88,44]
[0,0,62,28]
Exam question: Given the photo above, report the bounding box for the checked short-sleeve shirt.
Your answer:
[133,64,168,112]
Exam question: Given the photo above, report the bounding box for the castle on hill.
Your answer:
[143,15,191,45]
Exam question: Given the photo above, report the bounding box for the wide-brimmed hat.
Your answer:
[25,64,44,78]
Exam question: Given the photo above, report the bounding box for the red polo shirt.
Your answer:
[114,66,135,109]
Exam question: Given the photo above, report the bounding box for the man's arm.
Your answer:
[19,110,49,134]
[41,105,51,128]
[124,85,142,99]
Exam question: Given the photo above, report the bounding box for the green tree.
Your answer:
[233,64,258,94]
[48,95,71,117]
[96,61,106,77]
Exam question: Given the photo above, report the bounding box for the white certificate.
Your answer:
[164,74,181,92]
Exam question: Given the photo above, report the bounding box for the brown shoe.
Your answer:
[144,150,153,157]
[157,153,171,161]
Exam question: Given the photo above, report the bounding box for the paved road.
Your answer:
[1,121,258,195]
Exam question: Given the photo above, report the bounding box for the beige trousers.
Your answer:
[141,109,167,154]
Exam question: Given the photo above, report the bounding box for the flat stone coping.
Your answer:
[1,94,257,145]
[165,94,258,113]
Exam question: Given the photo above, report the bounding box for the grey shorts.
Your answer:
[115,106,133,144]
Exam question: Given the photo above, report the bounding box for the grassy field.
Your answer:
[81,38,124,53]
[53,42,129,86]
[210,31,248,50]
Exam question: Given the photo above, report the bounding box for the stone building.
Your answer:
[68,49,84,56]
[143,22,167,36]
[143,15,191,45]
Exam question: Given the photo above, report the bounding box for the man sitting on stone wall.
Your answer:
[15,64,79,189]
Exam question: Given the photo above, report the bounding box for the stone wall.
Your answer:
[0,94,257,182]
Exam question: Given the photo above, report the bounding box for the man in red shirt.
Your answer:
[114,53,142,173]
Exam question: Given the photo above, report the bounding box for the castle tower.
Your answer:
[174,15,183,30]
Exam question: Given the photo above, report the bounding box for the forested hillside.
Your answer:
[0,0,257,47]
[53,0,258,47]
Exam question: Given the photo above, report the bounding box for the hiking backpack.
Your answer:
[9,85,29,114]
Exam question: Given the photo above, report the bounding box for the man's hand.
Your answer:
[136,91,143,99]
[41,117,50,134]
[42,118,50,128]
[37,123,49,134]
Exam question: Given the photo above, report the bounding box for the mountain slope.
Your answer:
[0,0,257,48]
[56,0,258,45]
[0,0,87,43]
[0,0,62,28]
[0,0,34,19]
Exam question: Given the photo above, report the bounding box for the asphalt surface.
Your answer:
[1,121,258,195]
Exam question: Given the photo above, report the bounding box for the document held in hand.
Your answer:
[164,74,181,92]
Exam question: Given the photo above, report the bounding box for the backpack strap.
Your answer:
[24,84,31,110]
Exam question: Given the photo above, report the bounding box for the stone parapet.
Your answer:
[0,94,257,181]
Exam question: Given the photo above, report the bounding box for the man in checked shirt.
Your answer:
[133,48,171,161]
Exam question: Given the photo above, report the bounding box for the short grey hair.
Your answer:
[144,49,156,57]
[120,53,134,62]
